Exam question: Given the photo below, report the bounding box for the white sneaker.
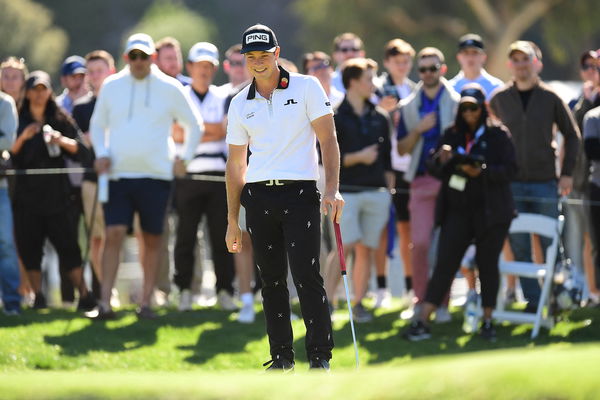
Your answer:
[217,290,239,311]
[179,289,192,311]
[110,288,121,309]
[237,303,255,323]
[374,288,391,309]
[400,303,421,320]
[153,290,169,307]
[435,307,452,323]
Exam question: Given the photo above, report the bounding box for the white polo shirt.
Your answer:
[226,67,333,183]
[183,84,228,172]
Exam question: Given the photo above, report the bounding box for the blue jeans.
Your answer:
[510,181,559,306]
[0,187,21,311]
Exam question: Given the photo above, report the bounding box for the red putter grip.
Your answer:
[333,222,347,274]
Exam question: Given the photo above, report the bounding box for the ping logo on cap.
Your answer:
[246,33,269,44]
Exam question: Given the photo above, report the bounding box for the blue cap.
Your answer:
[60,55,86,76]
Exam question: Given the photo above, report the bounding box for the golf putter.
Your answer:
[333,221,360,369]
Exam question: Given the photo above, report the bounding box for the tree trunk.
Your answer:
[464,0,565,80]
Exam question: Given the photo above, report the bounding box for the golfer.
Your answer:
[225,23,344,372]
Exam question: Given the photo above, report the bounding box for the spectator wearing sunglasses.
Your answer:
[330,33,365,94]
[303,51,343,109]
[403,83,516,342]
[396,47,460,322]
[448,33,505,310]
[88,33,203,320]
[220,44,251,96]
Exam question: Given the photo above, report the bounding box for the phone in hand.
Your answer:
[382,84,399,100]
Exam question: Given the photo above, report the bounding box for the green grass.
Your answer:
[0,303,598,399]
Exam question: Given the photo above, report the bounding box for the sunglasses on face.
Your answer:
[128,51,149,61]
[308,62,330,72]
[337,47,360,53]
[460,103,481,113]
[228,60,244,67]
[418,64,441,74]
[581,63,599,72]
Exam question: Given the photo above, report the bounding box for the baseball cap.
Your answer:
[458,33,484,52]
[459,83,486,105]
[508,41,536,60]
[60,55,86,76]
[240,24,278,54]
[188,42,219,66]
[25,70,52,90]
[124,33,156,55]
[580,50,598,66]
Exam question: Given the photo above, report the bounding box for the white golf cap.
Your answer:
[188,42,219,66]
[124,33,156,55]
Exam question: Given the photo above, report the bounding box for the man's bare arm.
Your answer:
[313,114,344,222]
[225,144,248,253]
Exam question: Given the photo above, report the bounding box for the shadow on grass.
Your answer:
[40,307,262,358]
[43,310,160,356]
[333,306,600,365]
[178,308,266,365]
[0,308,80,328]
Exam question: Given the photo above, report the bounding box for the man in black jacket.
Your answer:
[324,58,394,323]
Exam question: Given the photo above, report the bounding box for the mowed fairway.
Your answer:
[1,303,598,399]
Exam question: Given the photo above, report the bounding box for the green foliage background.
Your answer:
[1,0,600,85]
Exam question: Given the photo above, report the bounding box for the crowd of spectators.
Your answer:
[1,29,599,343]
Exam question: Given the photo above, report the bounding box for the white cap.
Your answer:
[124,33,156,55]
[188,42,219,66]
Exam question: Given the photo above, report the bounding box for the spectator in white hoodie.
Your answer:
[88,33,203,320]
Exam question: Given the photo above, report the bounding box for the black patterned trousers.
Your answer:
[241,180,334,362]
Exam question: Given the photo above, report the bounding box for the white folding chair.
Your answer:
[494,213,564,339]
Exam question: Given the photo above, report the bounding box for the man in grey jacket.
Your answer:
[490,41,580,311]
[396,47,459,321]
[0,91,21,315]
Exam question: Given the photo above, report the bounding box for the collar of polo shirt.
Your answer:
[246,65,290,100]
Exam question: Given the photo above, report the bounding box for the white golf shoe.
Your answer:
[178,289,192,312]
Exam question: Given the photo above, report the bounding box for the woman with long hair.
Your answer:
[11,70,95,310]
[403,83,517,341]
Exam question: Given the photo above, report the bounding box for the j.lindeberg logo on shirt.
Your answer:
[246,112,255,119]
[246,33,269,44]
[284,99,298,106]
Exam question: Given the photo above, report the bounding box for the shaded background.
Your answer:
[1,0,600,85]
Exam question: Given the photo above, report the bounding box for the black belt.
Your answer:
[252,179,314,186]
[193,152,227,162]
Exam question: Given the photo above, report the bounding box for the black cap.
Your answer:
[25,70,52,90]
[459,83,486,105]
[458,33,484,52]
[60,55,86,76]
[240,24,278,54]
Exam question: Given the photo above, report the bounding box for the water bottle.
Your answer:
[463,299,478,334]
[42,124,61,157]
[97,173,109,203]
